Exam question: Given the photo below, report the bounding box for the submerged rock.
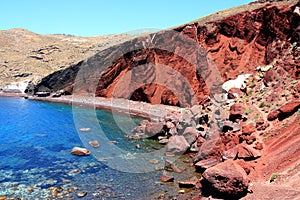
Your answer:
[79,127,90,132]
[88,140,100,148]
[77,190,88,197]
[164,159,183,173]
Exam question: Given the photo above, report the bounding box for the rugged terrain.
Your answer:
[0,0,299,199]
[0,28,136,89]
[33,0,299,107]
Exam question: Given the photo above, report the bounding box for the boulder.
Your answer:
[195,158,220,172]
[145,122,164,137]
[229,103,245,122]
[190,105,203,116]
[254,142,264,150]
[222,147,238,160]
[267,110,280,121]
[71,147,91,156]
[230,103,246,115]
[235,159,252,175]
[202,160,249,197]
[263,69,276,86]
[165,121,175,129]
[267,100,300,121]
[241,124,256,135]
[165,135,190,154]
[237,144,261,160]
[182,127,199,145]
[278,100,300,114]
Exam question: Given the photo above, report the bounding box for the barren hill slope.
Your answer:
[0,28,136,87]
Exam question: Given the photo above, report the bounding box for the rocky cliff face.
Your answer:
[34,0,299,106]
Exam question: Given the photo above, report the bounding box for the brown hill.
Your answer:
[0,28,136,87]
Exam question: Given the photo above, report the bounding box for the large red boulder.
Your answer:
[241,124,256,135]
[229,103,245,122]
[267,100,300,121]
[267,110,280,121]
[202,160,249,197]
[278,100,300,113]
[230,103,246,115]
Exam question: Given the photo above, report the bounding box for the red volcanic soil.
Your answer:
[34,0,300,108]
[243,116,300,199]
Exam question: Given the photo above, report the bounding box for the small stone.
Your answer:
[71,168,80,173]
[161,171,174,182]
[136,144,141,149]
[254,142,264,150]
[178,177,198,188]
[0,196,6,200]
[79,127,90,132]
[89,140,100,148]
[165,159,183,173]
[158,138,169,144]
[178,189,185,194]
[77,191,88,198]
[165,152,175,157]
[27,186,34,192]
[155,165,164,171]
[149,159,160,164]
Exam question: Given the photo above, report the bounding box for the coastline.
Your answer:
[19,94,181,119]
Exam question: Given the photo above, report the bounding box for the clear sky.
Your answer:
[0,0,253,37]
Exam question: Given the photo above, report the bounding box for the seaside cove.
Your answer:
[0,96,188,199]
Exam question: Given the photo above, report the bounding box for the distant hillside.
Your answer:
[0,28,136,87]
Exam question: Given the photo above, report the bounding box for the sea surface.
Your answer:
[0,96,177,199]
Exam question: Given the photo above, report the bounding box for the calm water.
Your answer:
[0,97,174,199]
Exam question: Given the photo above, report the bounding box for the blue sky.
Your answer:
[0,0,253,37]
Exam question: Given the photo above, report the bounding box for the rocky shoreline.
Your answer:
[1,62,300,199]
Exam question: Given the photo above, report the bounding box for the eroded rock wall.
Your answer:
[34,1,300,106]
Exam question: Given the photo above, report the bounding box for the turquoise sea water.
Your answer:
[0,96,171,199]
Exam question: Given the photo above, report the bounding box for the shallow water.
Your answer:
[0,96,177,199]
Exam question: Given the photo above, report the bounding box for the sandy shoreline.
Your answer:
[0,93,181,119]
